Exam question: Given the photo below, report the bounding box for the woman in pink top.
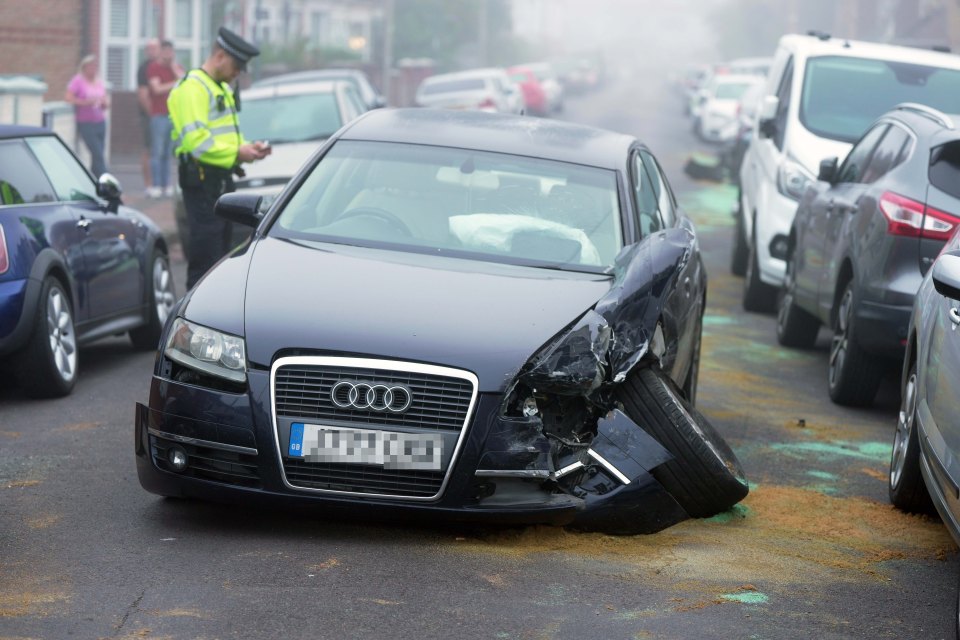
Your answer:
[66,54,110,178]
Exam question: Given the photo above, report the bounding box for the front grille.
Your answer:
[150,435,261,488]
[274,364,473,431]
[283,459,444,497]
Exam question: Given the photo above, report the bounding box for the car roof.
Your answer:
[339,108,634,170]
[253,69,367,86]
[879,105,960,145]
[0,124,53,139]
[421,68,507,83]
[242,80,345,100]
[778,33,960,69]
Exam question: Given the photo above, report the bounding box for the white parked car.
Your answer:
[695,74,765,143]
[736,32,960,311]
[415,68,523,114]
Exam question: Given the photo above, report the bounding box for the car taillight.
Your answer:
[878,191,959,240]
[0,225,7,274]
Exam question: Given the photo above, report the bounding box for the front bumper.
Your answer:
[135,365,687,534]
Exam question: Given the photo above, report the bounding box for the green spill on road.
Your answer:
[806,470,839,481]
[772,441,890,463]
[703,314,735,326]
[721,592,769,604]
[678,184,738,231]
[706,503,751,523]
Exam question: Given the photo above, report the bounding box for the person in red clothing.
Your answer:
[146,40,183,197]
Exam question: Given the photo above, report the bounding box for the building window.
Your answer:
[106,46,129,89]
[175,0,194,39]
[110,0,130,38]
[140,0,159,38]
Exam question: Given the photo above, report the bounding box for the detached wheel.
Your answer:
[776,255,819,348]
[731,199,748,277]
[19,277,77,398]
[130,250,176,351]
[617,366,749,518]
[828,283,883,406]
[742,222,777,312]
[889,363,933,512]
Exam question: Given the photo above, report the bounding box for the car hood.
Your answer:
[239,141,324,181]
[239,237,612,391]
[791,125,853,175]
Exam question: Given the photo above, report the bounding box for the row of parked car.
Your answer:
[704,31,960,565]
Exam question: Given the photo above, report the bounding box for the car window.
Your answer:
[800,56,960,143]
[342,85,365,119]
[24,136,97,202]
[861,124,910,183]
[642,151,677,227]
[0,139,57,205]
[773,57,794,150]
[272,140,623,271]
[632,152,662,236]
[837,124,888,184]
[420,78,485,95]
[241,92,343,144]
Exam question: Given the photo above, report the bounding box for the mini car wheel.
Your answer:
[19,276,78,398]
[776,255,819,348]
[828,283,883,406]
[889,363,933,512]
[730,198,748,277]
[130,250,177,351]
[616,366,749,518]
[742,221,777,312]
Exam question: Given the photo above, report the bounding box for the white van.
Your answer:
[736,32,960,311]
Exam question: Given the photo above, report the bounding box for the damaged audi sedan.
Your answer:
[135,108,748,534]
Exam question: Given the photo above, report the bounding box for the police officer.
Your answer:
[168,27,271,289]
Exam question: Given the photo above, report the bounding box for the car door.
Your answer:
[814,124,889,319]
[25,136,141,321]
[920,250,960,506]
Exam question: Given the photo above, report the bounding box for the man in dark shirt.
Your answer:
[136,39,160,196]
[146,40,183,198]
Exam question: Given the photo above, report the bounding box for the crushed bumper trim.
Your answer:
[147,427,259,456]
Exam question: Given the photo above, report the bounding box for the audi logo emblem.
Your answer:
[330,380,413,413]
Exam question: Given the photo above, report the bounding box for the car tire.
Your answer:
[130,250,177,351]
[776,255,819,348]
[731,197,748,276]
[742,222,777,312]
[616,366,749,518]
[889,363,934,513]
[18,276,78,398]
[827,283,883,406]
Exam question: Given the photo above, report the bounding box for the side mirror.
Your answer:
[932,253,960,300]
[97,173,122,212]
[818,157,839,183]
[757,95,779,139]
[372,96,387,109]
[215,192,263,228]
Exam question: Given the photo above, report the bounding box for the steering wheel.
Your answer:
[334,207,413,238]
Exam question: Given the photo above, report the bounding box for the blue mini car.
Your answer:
[0,125,175,397]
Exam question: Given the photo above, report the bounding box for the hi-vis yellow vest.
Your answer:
[168,69,245,169]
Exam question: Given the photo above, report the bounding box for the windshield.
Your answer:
[240,92,343,143]
[271,140,623,271]
[800,55,960,143]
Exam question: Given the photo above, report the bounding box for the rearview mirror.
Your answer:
[932,253,960,300]
[818,157,839,183]
[215,192,264,228]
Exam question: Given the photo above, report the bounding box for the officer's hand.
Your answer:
[254,140,272,157]
[238,143,268,163]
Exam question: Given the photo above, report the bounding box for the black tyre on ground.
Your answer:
[731,198,748,277]
[776,255,820,348]
[616,366,749,518]
[742,222,777,313]
[889,363,934,513]
[18,276,78,398]
[129,250,177,351]
[828,283,884,406]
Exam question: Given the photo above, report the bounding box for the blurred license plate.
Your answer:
[289,423,442,470]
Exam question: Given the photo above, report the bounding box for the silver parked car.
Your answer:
[415,68,523,114]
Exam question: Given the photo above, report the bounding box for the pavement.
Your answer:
[109,152,183,259]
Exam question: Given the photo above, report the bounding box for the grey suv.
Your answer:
[776,103,960,406]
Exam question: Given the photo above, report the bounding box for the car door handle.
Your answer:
[77,218,91,231]
[950,307,960,326]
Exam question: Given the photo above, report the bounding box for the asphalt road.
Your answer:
[1,72,957,640]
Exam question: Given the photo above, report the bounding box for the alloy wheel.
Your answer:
[152,256,176,326]
[829,288,853,388]
[890,371,918,490]
[46,286,77,382]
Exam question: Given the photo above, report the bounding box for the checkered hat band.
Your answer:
[217,35,246,61]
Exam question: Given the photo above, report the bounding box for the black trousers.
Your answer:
[181,173,234,289]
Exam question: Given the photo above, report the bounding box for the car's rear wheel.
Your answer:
[616,366,749,518]
[130,250,176,351]
[19,276,77,398]
[776,255,820,348]
[731,198,748,277]
[742,222,777,312]
[889,363,933,513]
[828,283,883,406]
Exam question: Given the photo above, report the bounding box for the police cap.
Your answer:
[216,27,259,71]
